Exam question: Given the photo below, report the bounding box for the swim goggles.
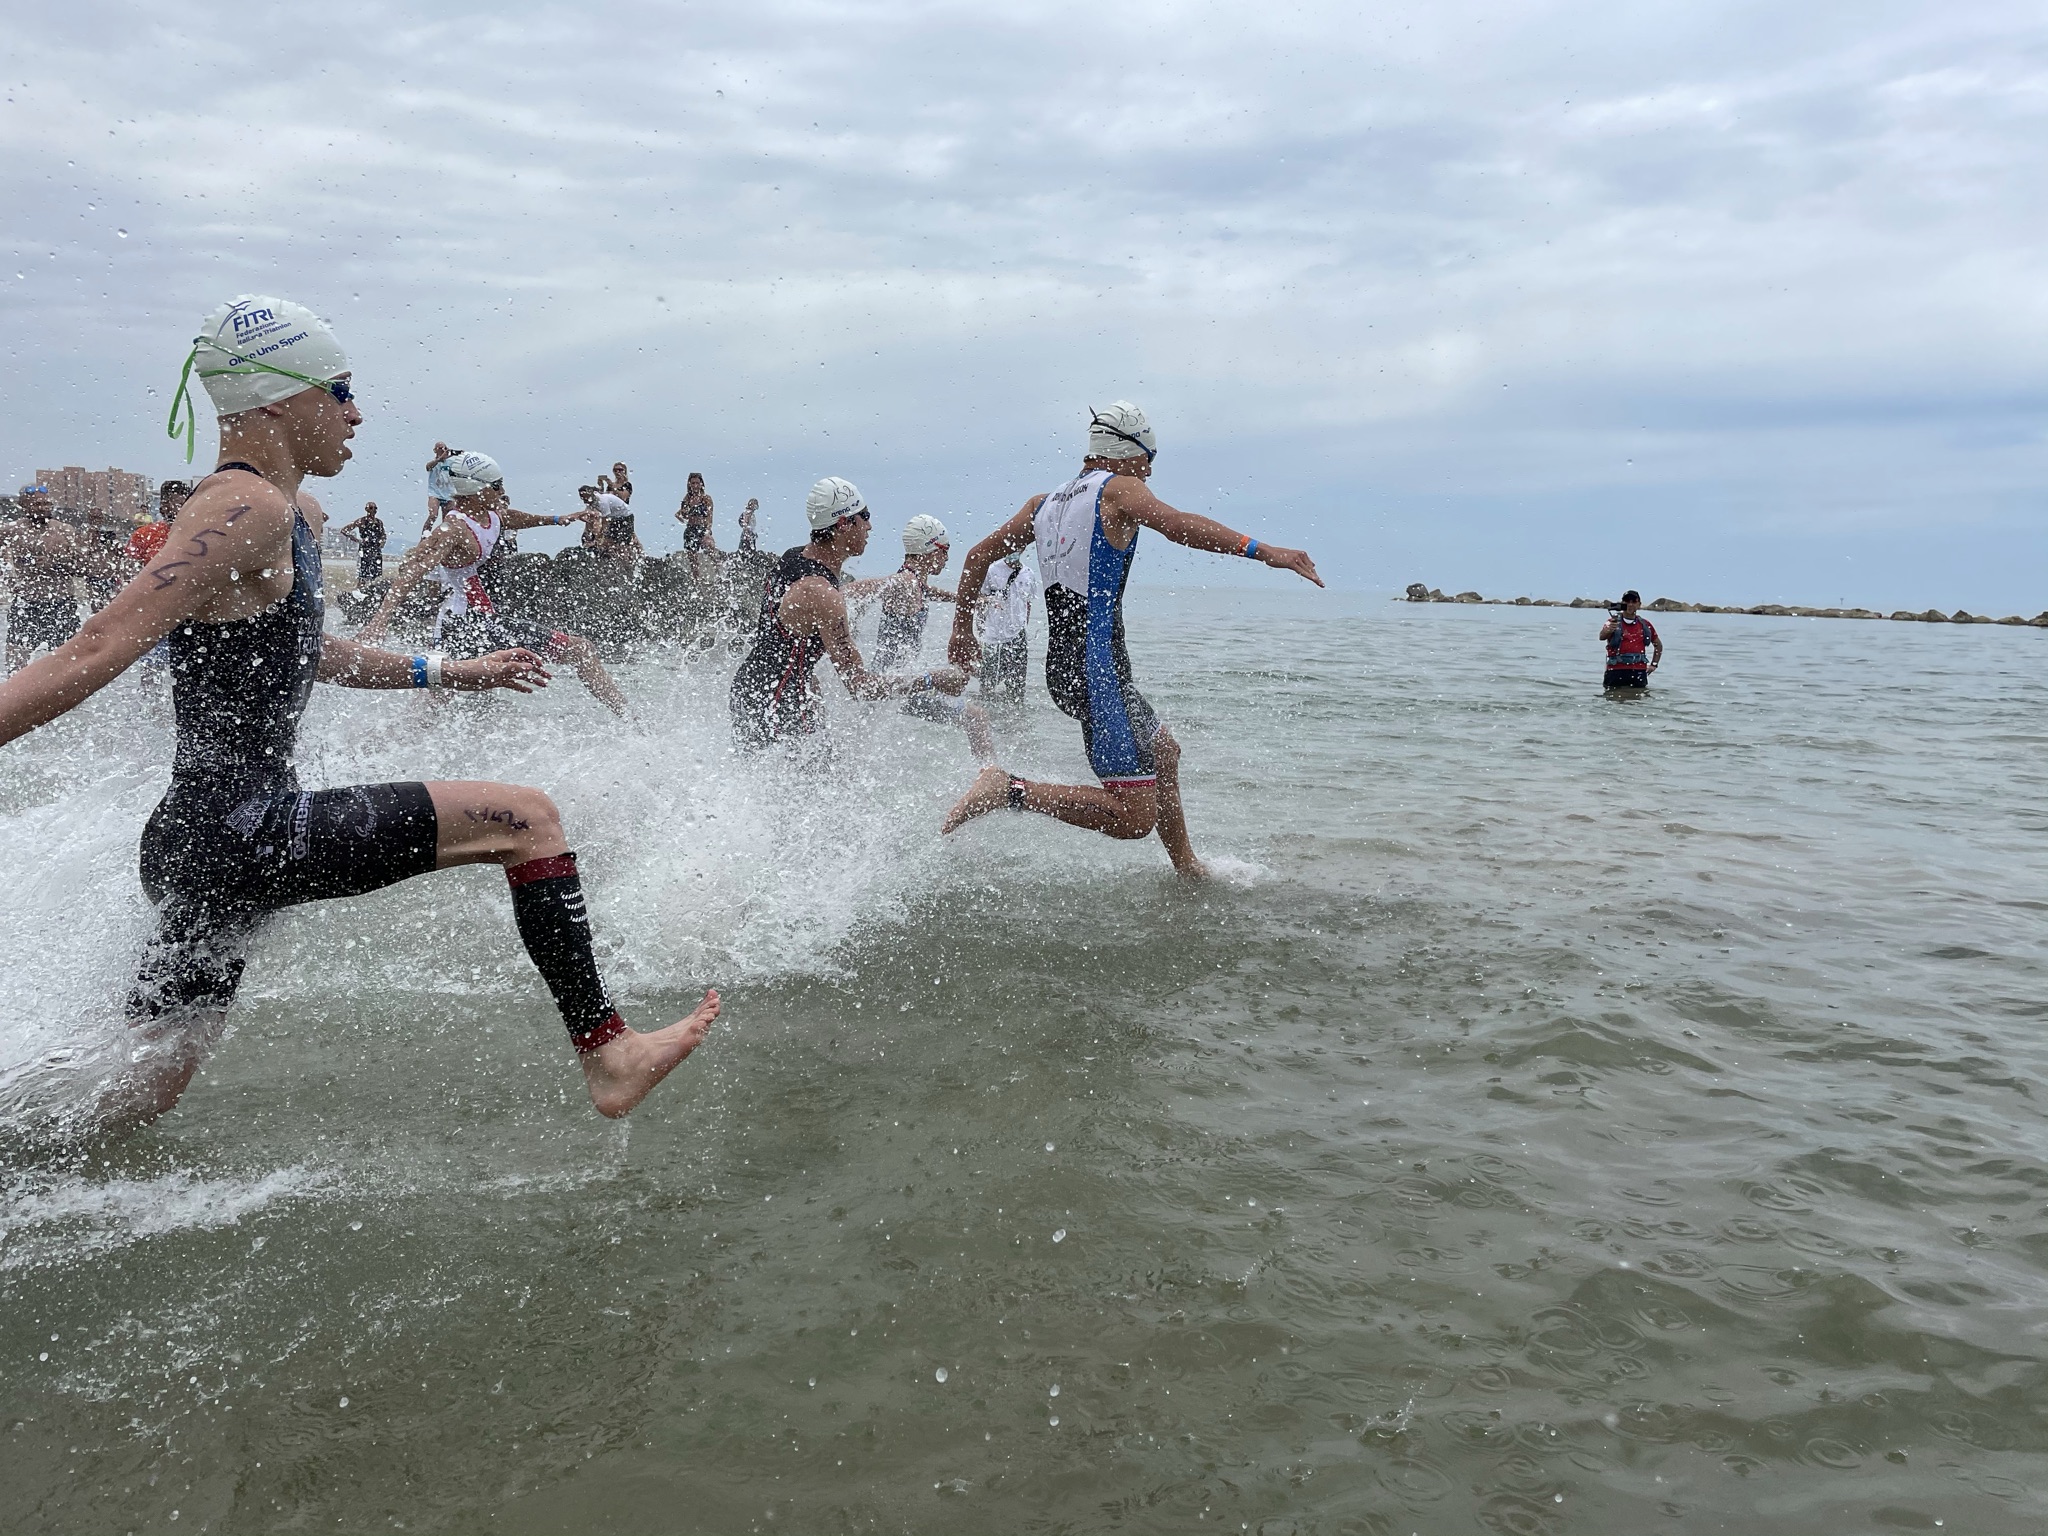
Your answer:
[166,347,355,462]
[1089,410,1156,463]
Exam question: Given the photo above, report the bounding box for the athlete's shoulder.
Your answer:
[178,469,294,534]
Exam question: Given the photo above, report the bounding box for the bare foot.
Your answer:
[1172,857,1210,881]
[581,989,721,1119]
[942,765,1011,834]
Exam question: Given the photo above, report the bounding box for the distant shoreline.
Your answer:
[1401,584,2048,628]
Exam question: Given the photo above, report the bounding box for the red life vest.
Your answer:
[1606,615,1657,669]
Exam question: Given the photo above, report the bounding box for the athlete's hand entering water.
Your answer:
[451,647,552,694]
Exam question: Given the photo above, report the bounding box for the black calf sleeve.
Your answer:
[505,853,625,1052]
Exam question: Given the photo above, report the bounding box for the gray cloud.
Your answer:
[3,0,2043,607]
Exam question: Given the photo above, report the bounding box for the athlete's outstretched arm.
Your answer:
[317,638,553,694]
[947,503,1039,669]
[501,507,587,534]
[1103,477,1323,587]
[0,484,292,748]
[794,582,967,700]
[360,520,476,642]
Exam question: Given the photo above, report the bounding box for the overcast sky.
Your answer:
[3,0,2043,608]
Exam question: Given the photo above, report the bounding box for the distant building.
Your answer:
[33,465,153,525]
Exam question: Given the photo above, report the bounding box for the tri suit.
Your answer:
[1603,614,1659,690]
[874,571,966,726]
[872,572,930,671]
[130,464,439,1022]
[730,547,839,748]
[1034,468,1160,787]
[429,506,573,663]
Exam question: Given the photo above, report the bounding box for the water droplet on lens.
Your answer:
[116,228,128,238]
[339,1396,349,1407]
[1049,1416,1059,1426]
[1052,1229,1067,1243]
[1049,1383,1060,1397]
[1045,1142,1054,1152]
[935,1367,948,1383]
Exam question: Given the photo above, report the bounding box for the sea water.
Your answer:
[2,590,2045,1533]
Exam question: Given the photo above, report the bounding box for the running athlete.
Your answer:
[729,477,968,750]
[0,295,716,1133]
[974,552,1039,702]
[858,515,994,762]
[942,402,1321,877]
[336,502,387,584]
[361,454,629,716]
[5,488,89,673]
[1598,591,1662,691]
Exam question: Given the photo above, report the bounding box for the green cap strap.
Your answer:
[166,344,200,464]
[165,350,341,465]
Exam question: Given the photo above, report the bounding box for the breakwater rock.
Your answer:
[339,548,777,653]
[1400,584,2048,627]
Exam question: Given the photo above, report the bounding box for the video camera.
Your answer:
[1605,601,1629,613]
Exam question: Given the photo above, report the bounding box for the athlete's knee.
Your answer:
[500,784,565,852]
[1105,786,1159,839]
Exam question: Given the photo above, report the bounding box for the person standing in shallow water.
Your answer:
[0,295,717,1135]
[942,401,1322,878]
[1599,590,1662,692]
[4,487,90,674]
[336,501,386,585]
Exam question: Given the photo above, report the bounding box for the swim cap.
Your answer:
[806,476,867,530]
[166,296,349,461]
[435,451,504,498]
[1087,400,1156,462]
[902,514,949,555]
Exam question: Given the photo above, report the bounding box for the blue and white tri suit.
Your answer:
[1034,468,1161,787]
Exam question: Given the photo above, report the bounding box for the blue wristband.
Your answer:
[410,655,429,688]
[1244,538,1261,559]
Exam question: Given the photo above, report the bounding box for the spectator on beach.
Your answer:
[423,441,462,535]
[675,474,716,553]
[337,502,388,585]
[127,480,190,570]
[739,498,759,554]
[5,487,88,673]
[578,484,641,562]
[1599,590,1663,691]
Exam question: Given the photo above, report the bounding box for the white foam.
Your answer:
[0,1164,328,1272]
[0,640,1198,1133]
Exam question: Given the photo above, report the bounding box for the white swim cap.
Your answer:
[1087,400,1156,462]
[167,296,350,461]
[435,451,504,498]
[806,476,867,531]
[902,514,949,556]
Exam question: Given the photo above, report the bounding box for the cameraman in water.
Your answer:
[1599,590,1662,692]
